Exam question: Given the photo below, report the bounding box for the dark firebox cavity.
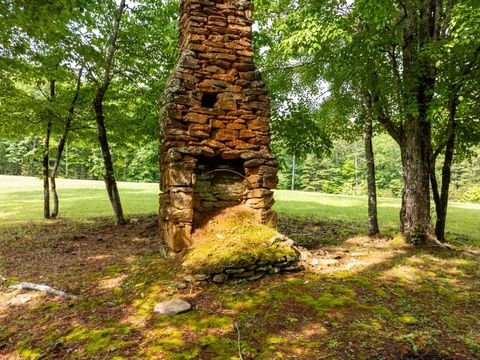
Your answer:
[193,157,246,215]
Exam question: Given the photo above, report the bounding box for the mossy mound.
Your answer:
[182,206,297,275]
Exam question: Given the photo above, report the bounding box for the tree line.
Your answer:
[255,0,480,243]
[1,0,479,245]
[2,135,479,205]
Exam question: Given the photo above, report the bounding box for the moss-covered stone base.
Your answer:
[181,206,302,283]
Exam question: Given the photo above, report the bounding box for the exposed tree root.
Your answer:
[9,282,76,299]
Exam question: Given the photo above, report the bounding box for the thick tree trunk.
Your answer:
[364,117,379,236]
[400,118,435,244]
[50,68,83,218]
[43,80,55,219]
[397,0,439,245]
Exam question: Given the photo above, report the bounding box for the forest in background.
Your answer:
[1,136,480,203]
[1,0,479,242]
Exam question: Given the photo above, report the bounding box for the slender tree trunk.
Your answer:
[94,91,125,225]
[291,154,296,191]
[364,117,379,236]
[50,68,83,218]
[65,145,68,177]
[43,80,55,219]
[43,120,52,219]
[430,157,441,221]
[434,92,458,241]
[91,0,127,225]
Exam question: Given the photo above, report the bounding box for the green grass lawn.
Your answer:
[1,175,480,359]
[1,175,479,241]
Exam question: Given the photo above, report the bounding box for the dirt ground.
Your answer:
[1,215,479,359]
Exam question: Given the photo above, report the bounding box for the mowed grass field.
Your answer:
[2,175,480,359]
[1,175,479,241]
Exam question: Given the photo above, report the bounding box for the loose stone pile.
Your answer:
[159,0,278,251]
[182,255,303,285]
[180,220,304,285]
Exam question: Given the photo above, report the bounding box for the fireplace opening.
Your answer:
[201,93,217,108]
[193,156,246,218]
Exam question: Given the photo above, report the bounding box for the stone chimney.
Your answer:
[159,0,278,251]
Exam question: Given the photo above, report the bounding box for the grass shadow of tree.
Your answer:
[1,215,479,359]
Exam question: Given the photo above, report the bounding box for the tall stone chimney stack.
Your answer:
[159,0,278,251]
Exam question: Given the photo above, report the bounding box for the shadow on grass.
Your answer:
[0,215,479,359]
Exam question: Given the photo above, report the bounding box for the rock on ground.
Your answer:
[154,298,192,315]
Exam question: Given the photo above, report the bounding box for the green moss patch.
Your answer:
[183,206,297,274]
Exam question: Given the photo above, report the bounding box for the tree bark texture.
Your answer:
[93,0,126,225]
[50,68,83,218]
[43,80,55,219]
[399,119,435,244]
[43,119,52,220]
[364,117,379,236]
[434,91,458,241]
[94,92,125,225]
[396,0,440,244]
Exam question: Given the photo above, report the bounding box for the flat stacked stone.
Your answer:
[159,0,278,251]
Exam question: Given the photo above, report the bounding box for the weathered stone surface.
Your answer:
[154,299,192,315]
[245,196,274,209]
[193,274,210,281]
[170,188,192,206]
[202,139,226,149]
[248,273,264,281]
[159,0,279,251]
[247,188,273,198]
[263,174,279,189]
[221,150,244,159]
[225,268,245,274]
[212,274,228,283]
[177,146,215,157]
[188,123,211,138]
[269,267,281,274]
[165,168,192,187]
[283,264,304,272]
[169,208,194,222]
[213,128,238,141]
[163,222,192,251]
[185,112,210,124]
[239,129,256,139]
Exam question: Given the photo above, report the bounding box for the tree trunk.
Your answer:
[43,80,55,219]
[50,68,83,218]
[94,91,125,225]
[90,0,127,225]
[434,92,458,241]
[430,156,441,225]
[43,119,52,220]
[399,118,435,244]
[397,0,439,245]
[291,154,296,191]
[364,117,379,236]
